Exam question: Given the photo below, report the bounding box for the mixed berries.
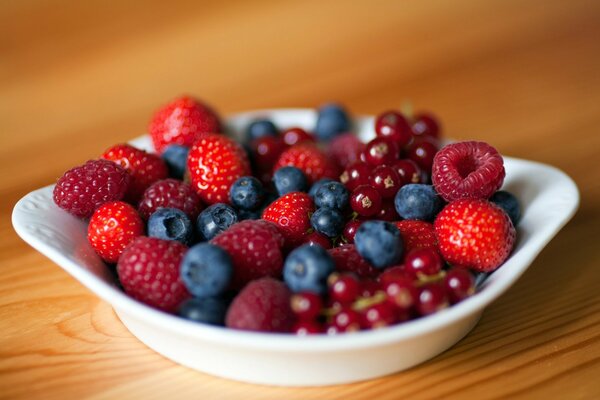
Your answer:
[53,95,521,335]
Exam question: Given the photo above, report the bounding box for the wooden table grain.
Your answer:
[2,0,599,398]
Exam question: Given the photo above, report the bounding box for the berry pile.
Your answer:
[53,96,520,334]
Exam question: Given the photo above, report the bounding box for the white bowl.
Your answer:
[12,109,579,386]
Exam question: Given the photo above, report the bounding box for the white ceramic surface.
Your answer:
[12,109,579,386]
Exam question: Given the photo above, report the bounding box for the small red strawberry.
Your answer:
[53,159,131,218]
[138,178,203,221]
[261,192,315,248]
[102,144,169,202]
[187,133,251,205]
[225,277,294,333]
[211,220,285,289]
[88,201,144,263]
[328,244,378,278]
[149,96,222,153]
[117,237,190,312]
[434,199,516,272]
[327,133,365,169]
[274,143,340,185]
[394,220,438,255]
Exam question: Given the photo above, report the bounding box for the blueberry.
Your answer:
[161,145,189,180]
[315,181,349,210]
[308,178,336,199]
[246,119,278,141]
[315,103,351,141]
[354,220,403,268]
[197,203,238,241]
[229,176,264,210]
[490,190,521,226]
[148,208,194,245]
[283,244,335,294]
[310,208,344,238]
[394,184,443,221]
[178,297,229,326]
[273,166,308,196]
[181,243,233,298]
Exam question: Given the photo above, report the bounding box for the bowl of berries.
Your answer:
[12,97,579,386]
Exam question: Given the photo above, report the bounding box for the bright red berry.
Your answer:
[149,96,221,153]
[444,268,475,304]
[250,135,287,171]
[340,162,371,191]
[404,248,443,278]
[87,201,144,263]
[53,159,131,219]
[261,192,315,248]
[302,232,332,249]
[361,301,397,329]
[431,141,506,202]
[370,165,402,199]
[375,110,412,147]
[376,200,400,221]
[393,159,422,186]
[328,307,361,333]
[411,113,441,139]
[211,220,285,289]
[363,137,400,166]
[293,320,324,335]
[328,244,378,279]
[342,219,363,244]
[360,279,383,298]
[281,127,315,146]
[117,237,190,312]
[138,178,203,221]
[102,144,168,202]
[416,283,448,316]
[382,274,418,310]
[274,143,339,185]
[290,292,323,320]
[327,133,365,169]
[394,220,438,254]
[187,133,251,205]
[434,199,516,272]
[406,137,439,174]
[226,277,294,333]
[350,185,382,217]
[328,273,361,304]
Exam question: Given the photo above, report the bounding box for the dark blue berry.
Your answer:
[315,103,351,141]
[308,178,336,199]
[197,203,238,241]
[161,145,189,180]
[229,176,264,210]
[147,208,194,245]
[273,166,308,196]
[490,190,521,226]
[246,119,278,141]
[354,220,403,268]
[310,208,344,238]
[394,184,443,221]
[180,243,233,298]
[178,297,228,326]
[315,181,349,210]
[283,244,335,294]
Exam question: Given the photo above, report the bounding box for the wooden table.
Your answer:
[2,0,599,398]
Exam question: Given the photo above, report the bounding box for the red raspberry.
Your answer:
[261,192,315,248]
[138,179,203,221]
[102,144,168,202]
[327,133,365,169]
[432,141,505,202]
[274,143,339,185]
[87,201,144,263]
[211,220,285,289]
[53,159,131,218]
[394,220,438,254]
[328,244,378,279]
[149,96,221,153]
[225,277,294,333]
[187,133,251,205]
[434,199,516,272]
[117,237,190,312]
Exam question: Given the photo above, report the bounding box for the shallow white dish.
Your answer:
[12,109,579,386]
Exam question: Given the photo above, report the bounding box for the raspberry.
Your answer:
[328,244,379,279]
[261,192,315,248]
[225,277,294,333]
[138,179,203,221]
[53,159,131,218]
[432,141,505,202]
[211,220,285,289]
[117,237,190,312]
[327,133,365,169]
[274,143,340,185]
[393,220,438,255]
[87,201,144,263]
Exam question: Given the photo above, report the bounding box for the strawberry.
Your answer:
[149,96,222,153]
[187,133,251,205]
[102,143,168,203]
[261,192,315,248]
[138,178,203,221]
[117,237,190,312]
[434,199,516,272]
[393,220,438,255]
[274,143,340,185]
[225,277,294,333]
[328,244,378,278]
[211,220,285,289]
[87,201,144,263]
